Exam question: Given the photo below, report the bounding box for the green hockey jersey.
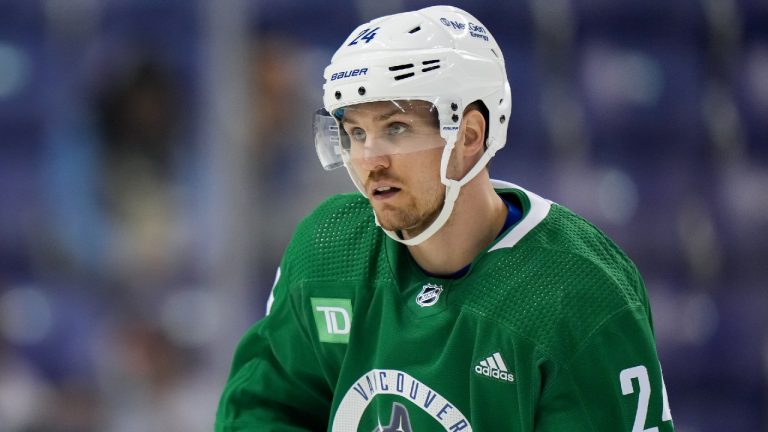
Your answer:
[216,181,674,431]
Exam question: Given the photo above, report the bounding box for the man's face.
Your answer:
[340,100,447,237]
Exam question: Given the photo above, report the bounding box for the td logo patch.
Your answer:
[311,298,353,343]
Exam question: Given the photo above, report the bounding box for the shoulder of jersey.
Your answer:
[297,193,374,235]
[463,202,647,362]
[283,193,381,278]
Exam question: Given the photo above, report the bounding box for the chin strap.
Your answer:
[378,179,460,246]
[376,135,500,246]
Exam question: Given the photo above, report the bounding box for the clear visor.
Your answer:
[314,100,448,170]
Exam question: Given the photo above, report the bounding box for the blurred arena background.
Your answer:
[0,0,766,430]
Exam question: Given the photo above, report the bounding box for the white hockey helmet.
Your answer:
[314,5,511,245]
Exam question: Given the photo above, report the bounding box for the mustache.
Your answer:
[365,171,402,186]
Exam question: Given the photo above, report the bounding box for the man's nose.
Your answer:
[358,137,391,171]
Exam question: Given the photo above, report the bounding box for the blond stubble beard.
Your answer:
[372,184,445,237]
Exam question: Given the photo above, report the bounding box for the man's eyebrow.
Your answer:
[342,106,408,125]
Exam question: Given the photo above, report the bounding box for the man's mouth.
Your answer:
[372,186,401,200]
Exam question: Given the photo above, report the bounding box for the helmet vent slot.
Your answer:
[389,59,441,80]
[389,63,414,71]
[408,26,421,34]
[421,59,440,73]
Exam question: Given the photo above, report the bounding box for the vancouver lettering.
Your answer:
[333,369,472,431]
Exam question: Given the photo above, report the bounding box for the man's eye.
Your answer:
[350,128,366,141]
[387,123,408,136]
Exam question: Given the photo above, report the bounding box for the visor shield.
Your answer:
[313,109,344,170]
[313,100,448,171]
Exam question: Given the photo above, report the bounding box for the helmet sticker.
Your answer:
[439,17,489,42]
[347,27,380,46]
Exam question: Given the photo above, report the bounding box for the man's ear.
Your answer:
[460,109,486,158]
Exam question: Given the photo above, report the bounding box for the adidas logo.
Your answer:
[474,352,515,383]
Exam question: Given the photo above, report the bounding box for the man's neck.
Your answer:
[405,176,507,275]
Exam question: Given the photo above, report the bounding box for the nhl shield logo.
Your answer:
[416,283,443,307]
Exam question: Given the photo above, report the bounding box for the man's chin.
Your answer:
[375,216,427,238]
[372,210,408,233]
[374,217,403,232]
[372,207,440,237]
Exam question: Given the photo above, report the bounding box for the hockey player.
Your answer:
[216,5,674,431]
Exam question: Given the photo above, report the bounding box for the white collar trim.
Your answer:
[488,180,552,252]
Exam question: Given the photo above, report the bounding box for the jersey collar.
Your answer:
[487,180,552,252]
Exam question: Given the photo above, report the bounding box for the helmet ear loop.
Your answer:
[440,135,462,208]
[439,119,485,190]
[438,104,463,189]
